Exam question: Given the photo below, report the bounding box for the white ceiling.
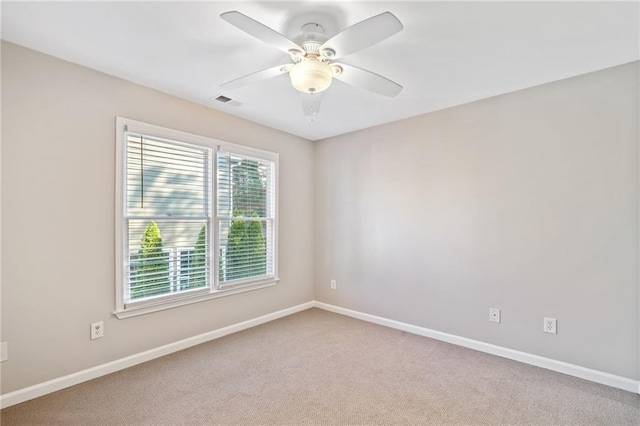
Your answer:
[2,1,639,141]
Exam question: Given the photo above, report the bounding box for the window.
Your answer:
[216,151,276,288]
[116,118,278,317]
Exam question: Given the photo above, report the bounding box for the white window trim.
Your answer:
[215,147,279,290]
[115,117,279,319]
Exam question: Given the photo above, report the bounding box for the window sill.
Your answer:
[114,278,279,319]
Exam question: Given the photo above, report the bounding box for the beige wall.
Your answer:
[2,40,639,395]
[315,62,639,379]
[0,42,315,394]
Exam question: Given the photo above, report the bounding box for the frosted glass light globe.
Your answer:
[289,57,333,94]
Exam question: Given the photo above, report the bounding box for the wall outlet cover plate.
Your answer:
[544,317,557,334]
[489,308,501,323]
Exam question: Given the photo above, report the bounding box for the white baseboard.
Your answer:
[2,299,638,409]
[0,301,314,409]
[313,301,640,394]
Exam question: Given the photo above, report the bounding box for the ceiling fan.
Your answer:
[219,10,404,117]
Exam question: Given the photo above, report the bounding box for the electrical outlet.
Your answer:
[489,308,501,323]
[1,342,7,362]
[91,321,104,340]
[544,317,557,334]
[330,279,336,290]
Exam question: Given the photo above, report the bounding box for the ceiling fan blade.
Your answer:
[333,63,402,97]
[220,64,290,91]
[320,12,402,60]
[301,93,323,116]
[221,11,302,55]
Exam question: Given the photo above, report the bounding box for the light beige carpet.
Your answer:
[1,308,639,425]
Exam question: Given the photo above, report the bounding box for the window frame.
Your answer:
[115,117,279,319]
[215,148,278,291]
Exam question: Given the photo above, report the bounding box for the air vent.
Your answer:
[211,95,242,107]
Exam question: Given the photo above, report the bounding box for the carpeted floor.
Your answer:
[1,308,639,425]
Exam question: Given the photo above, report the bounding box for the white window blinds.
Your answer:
[124,132,211,303]
[116,118,279,317]
[217,151,276,287]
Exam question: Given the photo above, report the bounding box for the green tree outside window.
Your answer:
[187,225,207,289]
[131,221,171,299]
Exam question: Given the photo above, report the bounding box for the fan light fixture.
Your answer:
[289,56,333,94]
[220,10,404,116]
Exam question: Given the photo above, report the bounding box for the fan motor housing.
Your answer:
[293,23,328,56]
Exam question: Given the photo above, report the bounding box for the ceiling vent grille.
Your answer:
[212,95,242,107]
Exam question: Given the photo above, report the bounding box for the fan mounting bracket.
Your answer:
[294,23,328,45]
[300,22,325,36]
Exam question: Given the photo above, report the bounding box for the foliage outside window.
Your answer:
[116,117,278,317]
